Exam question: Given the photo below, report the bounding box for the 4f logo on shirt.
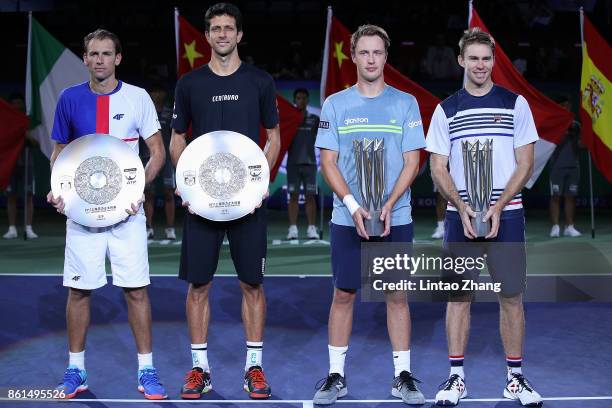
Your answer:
[113,114,125,120]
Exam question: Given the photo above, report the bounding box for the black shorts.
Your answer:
[179,208,267,285]
[286,163,317,195]
[550,167,579,196]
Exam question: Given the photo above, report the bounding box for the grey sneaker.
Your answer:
[392,371,425,405]
[313,373,347,405]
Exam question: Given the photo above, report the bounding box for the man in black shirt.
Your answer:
[286,88,319,240]
[170,2,280,400]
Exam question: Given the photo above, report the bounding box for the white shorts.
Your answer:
[63,212,150,290]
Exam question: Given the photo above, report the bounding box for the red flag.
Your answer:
[579,13,612,182]
[0,98,29,190]
[469,4,573,187]
[174,10,302,181]
[320,8,439,168]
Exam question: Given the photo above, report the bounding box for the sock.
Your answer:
[437,220,444,228]
[449,355,464,378]
[7,225,16,232]
[328,345,348,377]
[246,341,263,370]
[191,343,209,371]
[507,356,522,379]
[137,352,153,370]
[392,350,411,377]
[69,351,85,370]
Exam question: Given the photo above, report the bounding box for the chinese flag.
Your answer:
[579,13,612,182]
[320,8,440,168]
[175,10,302,181]
[0,98,29,190]
[469,5,573,187]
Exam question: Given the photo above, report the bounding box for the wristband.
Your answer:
[342,194,360,216]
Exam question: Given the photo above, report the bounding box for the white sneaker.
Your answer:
[165,227,176,240]
[549,224,560,237]
[563,225,582,237]
[432,224,445,239]
[504,373,543,406]
[146,228,154,239]
[435,374,467,406]
[287,225,298,240]
[25,226,38,239]
[3,226,17,239]
[307,225,320,240]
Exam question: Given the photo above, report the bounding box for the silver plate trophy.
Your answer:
[462,139,493,237]
[50,134,145,228]
[353,138,385,236]
[175,130,269,221]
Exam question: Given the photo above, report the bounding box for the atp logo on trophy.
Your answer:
[183,170,196,186]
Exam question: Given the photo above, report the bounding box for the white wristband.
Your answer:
[342,194,360,216]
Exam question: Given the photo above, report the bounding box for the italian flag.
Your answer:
[26,13,88,158]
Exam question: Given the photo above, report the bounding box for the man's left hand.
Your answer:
[483,204,502,239]
[251,189,270,214]
[126,194,145,216]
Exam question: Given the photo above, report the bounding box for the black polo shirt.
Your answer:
[171,63,279,143]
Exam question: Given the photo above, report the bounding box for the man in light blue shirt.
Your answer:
[313,24,426,405]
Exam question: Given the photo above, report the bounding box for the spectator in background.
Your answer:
[139,86,176,240]
[549,96,582,237]
[3,92,38,240]
[422,33,461,80]
[286,88,319,240]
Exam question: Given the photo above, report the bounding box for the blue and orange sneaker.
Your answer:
[244,366,271,399]
[138,366,168,400]
[56,366,88,399]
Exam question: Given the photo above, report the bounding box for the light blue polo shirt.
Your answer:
[316,85,426,226]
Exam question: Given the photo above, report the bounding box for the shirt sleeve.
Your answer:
[50,90,71,144]
[259,75,279,129]
[513,95,539,148]
[425,104,451,156]
[171,76,191,133]
[315,98,339,152]
[139,89,161,140]
[401,95,426,153]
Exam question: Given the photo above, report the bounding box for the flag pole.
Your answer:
[320,6,332,106]
[174,7,180,74]
[24,12,33,241]
[580,7,596,239]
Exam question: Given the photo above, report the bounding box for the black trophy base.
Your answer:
[471,210,491,238]
[364,209,384,237]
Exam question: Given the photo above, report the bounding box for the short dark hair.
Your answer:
[83,28,122,54]
[293,88,309,99]
[458,27,494,57]
[350,24,390,56]
[205,3,243,32]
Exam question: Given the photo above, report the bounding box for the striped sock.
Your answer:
[246,341,263,370]
[449,355,464,378]
[507,356,522,379]
[191,343,209,371]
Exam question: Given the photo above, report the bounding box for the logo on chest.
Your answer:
[113,113,125,120]
[344,117,368,126]
[212,94,240,102]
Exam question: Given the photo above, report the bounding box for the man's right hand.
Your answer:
[458,203,477,239]
[352,207,371,240]
[47,191,65,214]
[174,188,194,214]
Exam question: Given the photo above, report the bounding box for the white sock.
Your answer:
[328,345,348,377]
[191,343,209,371]
[437,221,444,228]
[246,341,263,370]
[508,366,523,380]
[450,366,465,378]
[137,352,153,370]
[393,350,411,377]
[69,351,85,370]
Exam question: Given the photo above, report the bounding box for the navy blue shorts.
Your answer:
[444,209,526,297]
[330,223,413,290]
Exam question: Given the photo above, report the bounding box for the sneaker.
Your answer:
[549,225,560,238]
[138,366,167,400]
[3,227,17,239]
[181,367,212,399]
[431,224,445,239]
[287,225,298,240]
[313,373,347,405]
[504,373,543,407]
[435,374,467,406]
[244,365,271,399]
[392,371,425,405]
[165,227,176,240]
[563,225,582,237]
[55,366,88,399]
[25,226,38,239]
[307,225,320,240]
[146,227,154,239]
